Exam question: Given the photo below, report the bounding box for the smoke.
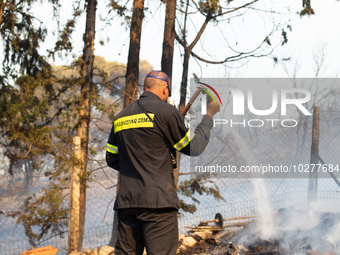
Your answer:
[326,221,340,251]
[310,200,340,213]
[232,200,340,253]
[254,181,276,239]
[228,128,276,239]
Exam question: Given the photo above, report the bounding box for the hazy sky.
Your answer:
[32,0,340,103]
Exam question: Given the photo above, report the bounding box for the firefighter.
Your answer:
[106,70,220,255]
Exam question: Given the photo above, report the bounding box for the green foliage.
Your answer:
[198,0,222,16]
[110,0,128,17]
[48,4,83,60]
[0,72,66,173]
[177,173,225,214]
[8,184,69,246]
[0,56,79,244]
[109,0,131,29]
[0,0,60,77]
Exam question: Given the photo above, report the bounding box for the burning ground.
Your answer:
[177,207,340,255]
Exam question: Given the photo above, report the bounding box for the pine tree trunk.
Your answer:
[124,0,145,107]
[179,49,190,112]
[177,47,191,188]
[0,1,6,25]
[111,0,145,246]
[161,0,176,89]
[77,0,97,251]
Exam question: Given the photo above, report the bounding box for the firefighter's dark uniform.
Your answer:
[106,91,213,255]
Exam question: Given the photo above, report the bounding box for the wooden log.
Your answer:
[191,226,222,232]
[200,214,277,224]
[188,221,249,233]
[224,215,276,221]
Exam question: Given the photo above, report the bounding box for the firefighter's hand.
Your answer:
[206,99,220,119]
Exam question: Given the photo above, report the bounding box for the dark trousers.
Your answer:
[114,208,178,255]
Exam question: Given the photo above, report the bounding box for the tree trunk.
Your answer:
[179,48,190,112]
[161,0,176,92]
[68,137,81,253]
[177,12,209,111]
[161,0,179,187]
[124,0,145,107]
[111,0,145,246]
[308,106,320,207]
[77,0,97,251]
[0,1,7,25]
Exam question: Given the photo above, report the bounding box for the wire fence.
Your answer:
[0,225,112,255]
[0,158,118,254]
[1,101,340,254]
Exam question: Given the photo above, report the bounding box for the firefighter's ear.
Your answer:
[162,84,167,95]
[162,84,168,102]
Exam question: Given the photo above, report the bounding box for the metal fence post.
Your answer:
[68,136,81,253]
[308,106,320,207]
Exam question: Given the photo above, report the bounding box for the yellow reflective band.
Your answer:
[173,130,195,151]
[114,113,155,133]
[107,143,118,154]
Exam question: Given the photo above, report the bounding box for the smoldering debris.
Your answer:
[231,207,340,254]
[178,207,340,255]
